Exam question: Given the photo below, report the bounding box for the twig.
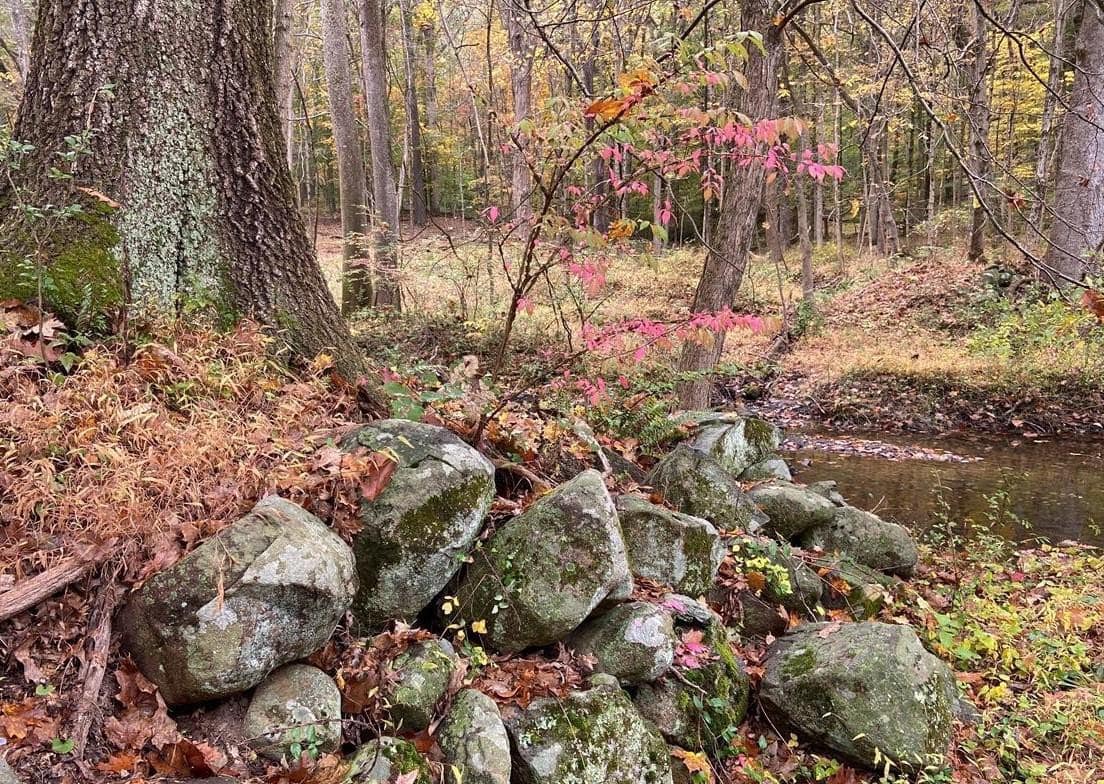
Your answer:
[72,567,121,760]
[0,539,118,623]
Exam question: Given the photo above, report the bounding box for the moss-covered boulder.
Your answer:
[243,664,342,761]
[807,480,847,506]
[454,470,632,652]
[343,737,431,783]
[746,481,836,539]
[119,497,356,705]
[616,495,725,596]
[739,458,792,482]
[800,506,918,577]
[387,639,458,731]
[569,602,675,683]
[506,675,672,784]
[438,689,511,784]
[633,625,750,754]
[760,622,957,770]
[658,594,716,626]
[647,446,765,531]
[341,420,495,628]
[686,417,782,476]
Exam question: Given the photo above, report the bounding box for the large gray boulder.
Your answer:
[760,622,956,770]
[243,664,342,761]
[739,458,793,482]
[616,495,724,596]
[633,625,749,755]
[119,497,356,705]
[746,481,836,539]
[647,445,765,531]
[387,639,458,731]
[454,470,632,652]
[343,737,431,783]
[568,601,675,683]
[341,420,495,627]
[507,675,672,784]
[800,506,918,576]
[686,416,781,476]
[438,689,511,784]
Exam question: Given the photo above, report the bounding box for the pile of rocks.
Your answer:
[110,415,959,782]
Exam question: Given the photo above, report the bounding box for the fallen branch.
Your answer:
[0,539,118,623]
[72,568,121,760]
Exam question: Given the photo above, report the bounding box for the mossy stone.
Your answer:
[800,505,918,577]
[760,621,957,770]
[746,481,837,540]
[687,417,782,476]
[568,601,676,683]
[243,664,342,761]
[342,420,495,628]
[616,495,724,596]
[647,445,765,532]
[387,639,458,731]
[438,689,511,784]
[343,737,432,783]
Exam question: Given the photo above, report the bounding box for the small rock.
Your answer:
[647,445,765,531]
[342,420,495,627]
[388,639,458,731]
[658,594,715,626]
[634,625,749,754]
[507,678,672,784]
[438,689,511,784]
[454,470,632,652]
[119,496,356,705]
[807,480,847,506]
[687,417,782,476]
[800,506,918,577]
[344,737,431,783]
[243,664,342,762]
[760,622,956,770]
[0,759,22,784]
[739,458,793,482]
[746,481,836,539]
[569,602,675,683]
[616,495,725,596]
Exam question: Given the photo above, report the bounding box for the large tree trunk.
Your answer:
[321,0,372,314]
[359,0,401,308]
[273,0,297,170]
[676,0,782,409]
[966,2,992,262]
[4,0,370,380]
[1045,1,1104,284]
[398,0,427,226]
[501,0,534,222]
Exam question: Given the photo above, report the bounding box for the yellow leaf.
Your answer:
[671,748,714,782]
[585,97,627,122]
[470,619,488,634]
[618,68,657,91]
[608,219,636,240]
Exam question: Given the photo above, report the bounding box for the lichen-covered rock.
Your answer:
[387,639,458,731]
[807,480,847,506]
[243,664,342,761]
[616,495,724,596]
[454,470,632,652]
[686,417,782,476]
[730,536,822,614]
[800,506,918,576]
[815,557,895,620]
[760,622,956,770]
[647,445,765,531]
[343,737,431,783]
[119,496,356,705]
[739,458,793,482]
[341,420,495,627]
[0,759,22,784]
[658,594,715,626]
[569,602,675,683]
[438,689,511,784]
[633,625,749,754]
[746,481,836,539]
[507,676,672,784]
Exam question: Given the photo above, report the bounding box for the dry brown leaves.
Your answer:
[471,644,590,710]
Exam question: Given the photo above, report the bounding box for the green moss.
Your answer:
[781,646,818,678]
[742,417,780,453]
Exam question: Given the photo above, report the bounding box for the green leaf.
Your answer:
[52,738,75,755]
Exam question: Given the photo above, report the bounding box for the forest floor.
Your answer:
[316,218,1104,438]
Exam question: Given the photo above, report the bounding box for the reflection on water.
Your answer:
[785,432,1104,546]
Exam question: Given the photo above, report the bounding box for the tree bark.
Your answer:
[5,0,371,381]
[676,0,782,409]
[501,0,534,222]
[4,0,30,78]
[398,0,428,226]
[1045,1,1104,284]
[1031,0,1071,227]
[321,0,372,314]
[966,1,992,262]
[422,23,440,215]
[273,0,297,170]
[359,0,402,309]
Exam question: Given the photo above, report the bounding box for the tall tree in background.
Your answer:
[4,0,370,380]
[273,0,297,169]
[501,0,534,221]
[3,0,29,78]
[1045,1,1104,284]
[321,0,372,313]
[360,0,402,308]
[965,0,992,262]
[677,1,784,409]
[399,0,428,225]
